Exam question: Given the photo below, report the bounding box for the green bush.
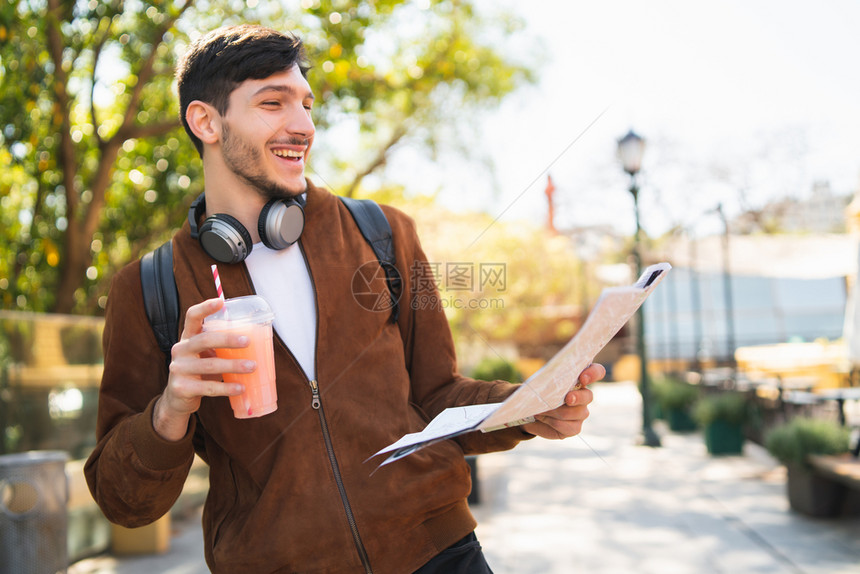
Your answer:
[693,392,751,426]
[652,376,698,410]
[471,357,523,383]
[765,417,850,467]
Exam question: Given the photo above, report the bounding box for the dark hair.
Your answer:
[176,25,310,155]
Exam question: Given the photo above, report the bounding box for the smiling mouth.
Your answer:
[272,148,304,160]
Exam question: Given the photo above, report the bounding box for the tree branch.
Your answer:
[343,124,408,198]
[86,0,194,241]
[82,116,181,240]
[89,16,115,147]
[117,118,182,141]
[114,0,195,141]
[45,0,78,220]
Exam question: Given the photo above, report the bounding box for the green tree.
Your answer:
[0,0,534,315]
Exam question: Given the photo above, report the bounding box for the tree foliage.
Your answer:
[0,0,535,315]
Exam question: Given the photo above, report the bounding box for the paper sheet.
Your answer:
[370,262,671,467]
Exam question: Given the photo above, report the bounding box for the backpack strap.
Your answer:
[140,240,179,363]
[338,197,402,323]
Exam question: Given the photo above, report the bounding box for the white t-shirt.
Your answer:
[244,242,317,380]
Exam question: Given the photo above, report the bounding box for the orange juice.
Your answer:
[203,295,277,419]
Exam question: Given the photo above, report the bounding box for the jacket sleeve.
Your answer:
[84,263,196,527]
[385,207,532,455]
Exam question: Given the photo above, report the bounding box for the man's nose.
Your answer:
[287,107,314,139]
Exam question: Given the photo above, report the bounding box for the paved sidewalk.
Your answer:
[70,381,860,574]
[474,382,859,574]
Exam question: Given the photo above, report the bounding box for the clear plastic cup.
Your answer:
[203,295,277,419]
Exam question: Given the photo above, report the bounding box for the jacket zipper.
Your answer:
[308,379,373,574]
[298,240,373,574]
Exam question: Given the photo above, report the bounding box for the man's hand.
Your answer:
[152,297,252,441]
[520,363,605,440]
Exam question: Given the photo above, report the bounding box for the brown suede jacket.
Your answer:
[85,181,529,574]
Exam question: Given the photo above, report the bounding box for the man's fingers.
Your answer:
[564,386,594,407]
[170,352,256,377]
[547,418,585,439]
[523,403,590,439]
[199,379,245,398]
[578,363,606,386]
[173,330,249,361]
[169,375,245,399]
[538,404,590,423]
[521,364,603,440]
[180,297,225,339]
[525,415,587,440]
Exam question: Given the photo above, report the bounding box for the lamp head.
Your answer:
[617,129,646,176]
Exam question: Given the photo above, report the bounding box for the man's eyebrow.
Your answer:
[252,85,314,100]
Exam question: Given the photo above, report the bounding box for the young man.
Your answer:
[85,25,604,574]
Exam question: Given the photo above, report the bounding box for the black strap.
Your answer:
[140,240,180,362]
[339,197,402,323]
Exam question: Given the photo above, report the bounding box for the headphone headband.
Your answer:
[188,193,206,239]
[187,192,305,263]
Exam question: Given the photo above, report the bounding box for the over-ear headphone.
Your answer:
[188,192,305,264]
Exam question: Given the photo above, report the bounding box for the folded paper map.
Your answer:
[371,262,672,468]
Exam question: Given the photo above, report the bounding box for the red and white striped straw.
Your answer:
[211,264,225,301]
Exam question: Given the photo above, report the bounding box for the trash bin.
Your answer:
[0,451,69,574]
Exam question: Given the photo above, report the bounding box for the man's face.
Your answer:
[220,64,315,198]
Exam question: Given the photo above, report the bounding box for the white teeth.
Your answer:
[273,149,303,158]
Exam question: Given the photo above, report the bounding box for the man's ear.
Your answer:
[186,100,221,146]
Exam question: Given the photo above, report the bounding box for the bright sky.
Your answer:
[385,0,860,239]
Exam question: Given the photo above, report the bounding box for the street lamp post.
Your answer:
[714,203,737,379]
[617,129,661,447]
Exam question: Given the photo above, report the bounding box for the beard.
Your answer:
[221,124,307,199]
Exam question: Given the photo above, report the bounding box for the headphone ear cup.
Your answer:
[258,198,305,250]
[198,214,253,263]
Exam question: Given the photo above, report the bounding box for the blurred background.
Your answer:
[1,0,858,569]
